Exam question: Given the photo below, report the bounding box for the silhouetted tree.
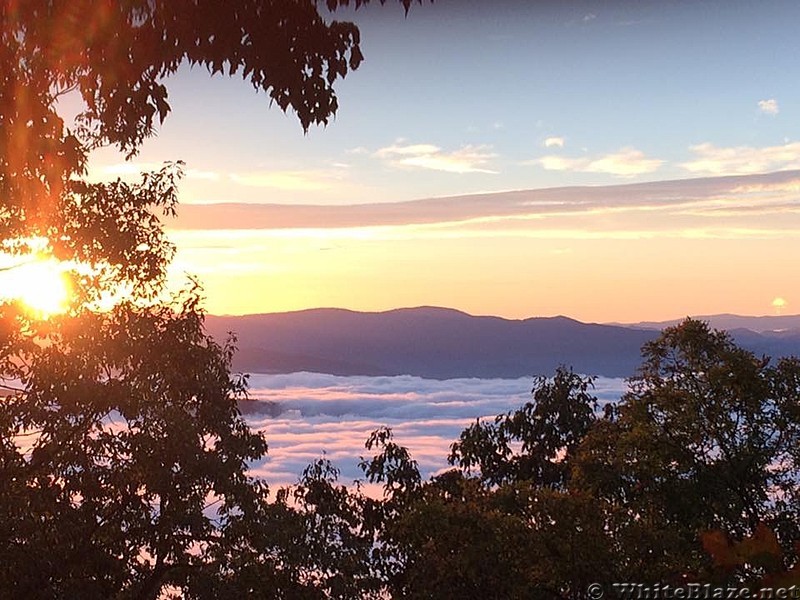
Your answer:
[1,2,424,596]
[5,6,800,596]
[370,322,800,596]
[362,379,610,599]
[574,319,800,581]
[2,0,423,265]
[449,366,598,488]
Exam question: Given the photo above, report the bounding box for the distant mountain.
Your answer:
[616,314,800,361]
[621,314,800,333]
[205,307,800,380]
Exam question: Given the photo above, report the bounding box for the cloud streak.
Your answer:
[90,162,220,183]
[532,147,663,177]
[375,142,498,174]
[230,169,347,191]
[170,170,800,234]
[681,142,800,175]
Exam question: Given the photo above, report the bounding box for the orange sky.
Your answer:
[70,2,800,323]
[163,172,800,322]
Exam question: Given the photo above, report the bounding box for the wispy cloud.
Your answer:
[346,146,369,155]
[681,142,800,175]
[91,161,160,180]
[532,147,663,177]
[172,170,800,234]
[730,178,800,195]
[90,162,220,183]
[375,141,498,174]
[230,170,345,191]
[187,169,221,181]
[544,136,565,148]
[758,98,779,115]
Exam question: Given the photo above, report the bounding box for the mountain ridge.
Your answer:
[205,307,800,380]
[619,313,800,333]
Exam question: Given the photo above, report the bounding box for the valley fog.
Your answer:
[242,372,628,485]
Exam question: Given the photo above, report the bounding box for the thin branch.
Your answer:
[0,258,37,272]
[51,82,79,100]
[0,383,25,392]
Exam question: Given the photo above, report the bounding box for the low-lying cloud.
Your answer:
[243,372,627,486]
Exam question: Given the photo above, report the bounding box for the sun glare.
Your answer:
[0,258,72,318]
[772,296,788,315]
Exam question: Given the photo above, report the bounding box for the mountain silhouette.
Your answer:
[205,307,800,379]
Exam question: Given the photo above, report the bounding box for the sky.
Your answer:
[87,0,800,322]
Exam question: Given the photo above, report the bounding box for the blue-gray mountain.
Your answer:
[205,307,800,379]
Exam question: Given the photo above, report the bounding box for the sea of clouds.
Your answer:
[242,372,628,487]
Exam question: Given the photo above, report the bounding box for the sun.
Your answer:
[772,297,788,315]
[0,258,72,318]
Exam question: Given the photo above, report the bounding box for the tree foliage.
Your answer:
[357,321,800,597]
[2,1,423,597]
[2,0,423,261]
[449,366,597,488]
[4,2,800,597]
[4,0,419,157]
[574,320,800,576]
[1,291,272,597]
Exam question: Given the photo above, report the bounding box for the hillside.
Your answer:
[205,308,800,379]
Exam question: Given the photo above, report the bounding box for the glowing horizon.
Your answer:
[161,171,799,323]
[85,1,800,323]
